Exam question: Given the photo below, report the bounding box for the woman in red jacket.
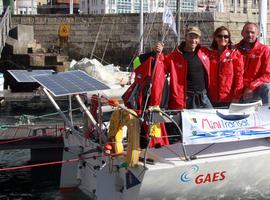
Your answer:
[208,26,244,107]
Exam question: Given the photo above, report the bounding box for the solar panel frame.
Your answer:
[33,70,110,96]
[8,70,55,83]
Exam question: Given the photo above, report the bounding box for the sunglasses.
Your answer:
[216,35,229,39]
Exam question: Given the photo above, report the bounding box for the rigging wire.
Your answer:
[90,14,106,59]
[101,19,116,64]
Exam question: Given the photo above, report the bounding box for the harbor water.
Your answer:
[0,109,91,200]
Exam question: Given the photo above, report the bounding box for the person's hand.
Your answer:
[154,42,164,53]
[242,88,254,100]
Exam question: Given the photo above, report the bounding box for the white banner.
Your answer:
[182,106,270,145]
[163,6,178,36]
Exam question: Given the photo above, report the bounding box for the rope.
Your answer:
[0,158,80,171]
[0,151,124,172]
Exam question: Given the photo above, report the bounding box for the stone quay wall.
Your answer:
[10,12,269,66]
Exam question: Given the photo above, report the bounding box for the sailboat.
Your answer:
[30,1,270,199]
[35,69,270,199]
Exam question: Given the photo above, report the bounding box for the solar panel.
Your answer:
[33,70,110,96]
[8,70,55,83]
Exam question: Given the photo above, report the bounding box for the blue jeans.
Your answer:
[253,83,270,104]
[186,90,213,109]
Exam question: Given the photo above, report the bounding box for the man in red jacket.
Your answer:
[237,22,270,104]
[156,26,212,109]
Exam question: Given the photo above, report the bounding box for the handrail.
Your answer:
[0,6,11,57]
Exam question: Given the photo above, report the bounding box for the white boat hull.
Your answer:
[76,138,270,199]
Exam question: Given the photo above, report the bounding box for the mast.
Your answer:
[259,0,267,44]
[139,0,144,54]
[176,0,181,45]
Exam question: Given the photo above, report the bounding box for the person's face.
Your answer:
[215,30,230,48]
[241,24,259,44]
[185,33,200,51]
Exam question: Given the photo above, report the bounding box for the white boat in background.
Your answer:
[70,57,131,99]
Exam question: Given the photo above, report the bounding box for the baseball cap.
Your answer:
[186,26,201,37]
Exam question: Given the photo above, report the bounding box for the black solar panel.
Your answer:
[8,70,55,83]
[33,70,110,96]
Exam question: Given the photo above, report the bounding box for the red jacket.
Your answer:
[208,47,244,103]
[237,40,270,91]
[164,46,210,109]
[122,54,169,147]
[122,54,167,114]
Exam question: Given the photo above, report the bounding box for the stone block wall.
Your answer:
[213,12,267,44]
[9,12,269,66]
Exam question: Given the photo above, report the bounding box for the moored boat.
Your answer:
[69,100,270,199]
[33,70,270,199]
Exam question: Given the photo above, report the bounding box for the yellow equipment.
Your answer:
[108,109,140,167]
[58,24,70,45]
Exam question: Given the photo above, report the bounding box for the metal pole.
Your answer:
[43,88,81,135]
[70,0,73,14]
[69,95,73,125]
[176,0,181,45]
[259,0,267,44]
[139,0,144,54]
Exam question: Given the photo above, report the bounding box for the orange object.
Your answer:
[108,98,119,107]
[104,143,112,151]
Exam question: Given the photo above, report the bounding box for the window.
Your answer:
[252,0,257,8]
[158,0,164,7]
[230,0,234,9]
[117,0,131,13]
[243,0,247,13]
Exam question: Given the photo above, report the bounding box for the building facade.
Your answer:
[198,0,270,14]
[79,0,198,15]
[14,0,38,14]
[80,0,270,15]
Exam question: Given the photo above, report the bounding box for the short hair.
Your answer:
[211,26,233,50]
[242,22,259,32]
